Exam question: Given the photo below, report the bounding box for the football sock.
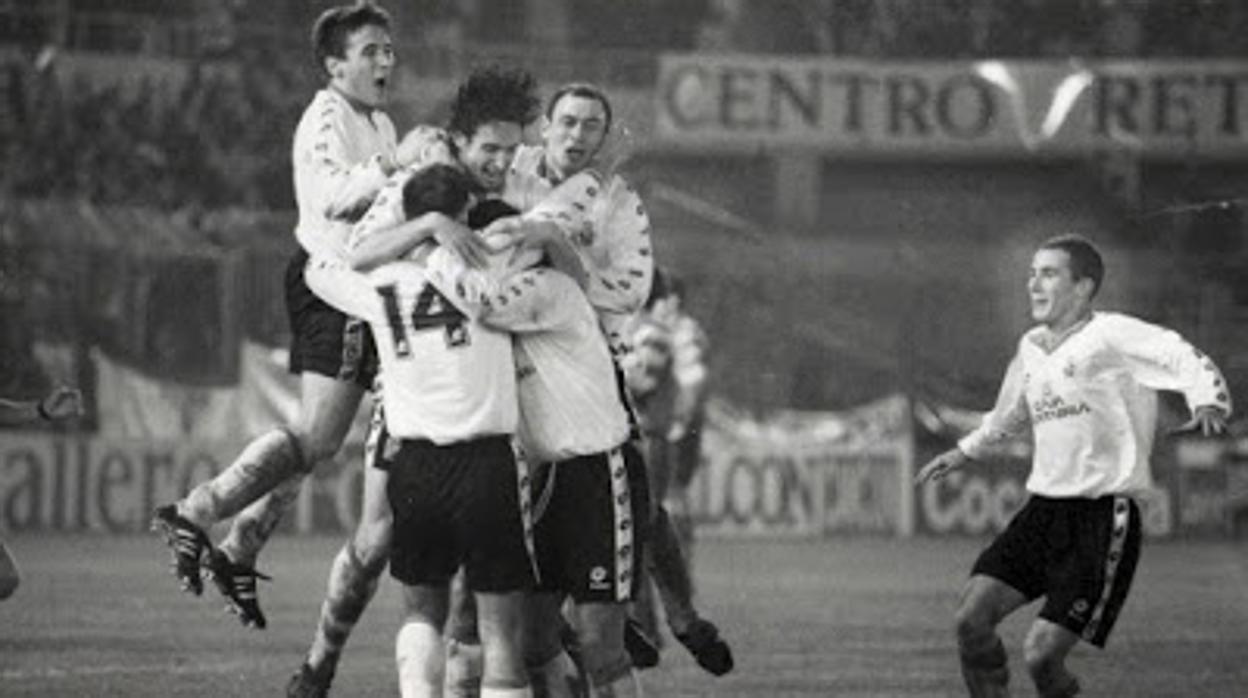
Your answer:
[178,428,304,529]
[480,687,533,698]
[306,540,386,672]
[218,473,305,566]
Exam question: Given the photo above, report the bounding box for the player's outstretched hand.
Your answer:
[1173,405,1229,437]
[915,447,969,484]
[433,218,491,269]
[40,386,84,421]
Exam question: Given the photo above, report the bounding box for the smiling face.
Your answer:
[1028,247,1092,329]
[542,94,609,179]
[326,23,394,109]
[454,121,523,193]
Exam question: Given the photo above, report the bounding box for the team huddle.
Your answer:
[151,3,727,697]
[145,3,1234,698]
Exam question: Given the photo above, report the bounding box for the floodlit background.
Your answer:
[2,1,1247,695]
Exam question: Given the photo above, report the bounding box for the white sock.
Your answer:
[397,621,445,698]
[480,687,533,698]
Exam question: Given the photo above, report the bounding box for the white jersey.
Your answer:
[421,248,630,463]
[508,144,654,355]
[959,312,1232,498]
[304,255,516,444]
[292,88,397,260]
[351,140,654,354]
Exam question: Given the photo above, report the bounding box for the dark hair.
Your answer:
[1039,234,1104,296]
[447,66,540,139]
[467,199,520,230]
[311,2,392,75]
[545,82,613,132]
[401,164,475,221]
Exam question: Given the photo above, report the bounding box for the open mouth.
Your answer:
[374,76,388,90]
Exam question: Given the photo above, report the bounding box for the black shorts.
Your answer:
[387,435,537,593]
[972,494,1142,647]
[285,249,378,389]
[531,441,651,603]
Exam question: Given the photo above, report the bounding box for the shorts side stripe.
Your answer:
[338,316,364,382]
[608,448,634,603]
[513,441,541,586]
[1081,496,1131,643]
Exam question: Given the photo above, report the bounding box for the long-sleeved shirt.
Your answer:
[292,89,397,260]
[959,311,1233,498]
[421,248,631,463]
[349,139,654,355]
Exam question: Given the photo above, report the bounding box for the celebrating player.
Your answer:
[916,234,1231,697]
[305,164,548,698]
[151,1,466,628]
[287,66,542,697]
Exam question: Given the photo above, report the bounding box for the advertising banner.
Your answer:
[656,54,1248,159]
[688,394,913,537]
[0,433,366,535]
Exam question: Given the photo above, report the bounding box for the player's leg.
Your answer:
[460,437,539,697]
[955,574,1029,696]
[475,591,533,697]
[290,405,393,696]
[445,569,484,698]
[0,541,21,600]
[522,591,581,698]
[570,602,639,697]
[1022,620,1081,697]
[1026,495,1142,698]
[202,372,366,629]
[397,583,452,698]
[220,372,367,565]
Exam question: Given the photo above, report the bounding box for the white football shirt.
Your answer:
[960,312,1233,498]
[422,248,630,463]
[292,88,397,260]
[304,255,517,444]
[350,140,655,354]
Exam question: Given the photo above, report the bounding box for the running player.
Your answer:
[0,386,84,600]
[917,234,1231,697]
[150,2,471,629]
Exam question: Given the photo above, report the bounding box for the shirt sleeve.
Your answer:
[524,171,654,317]
[294,111,391,222]
[302,255,383,324]
[348,169,414,249]
[958,348,1032,460]
[1106,315,1233,417]
[477,269,584,335]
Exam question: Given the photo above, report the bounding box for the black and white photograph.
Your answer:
[2,1,1247,696]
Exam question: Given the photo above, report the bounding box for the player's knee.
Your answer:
[1022,634,1065,682]
[350,522,391,574]
[954,602,995,647]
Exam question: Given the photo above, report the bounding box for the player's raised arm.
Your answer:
[1104,313,1233,432]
